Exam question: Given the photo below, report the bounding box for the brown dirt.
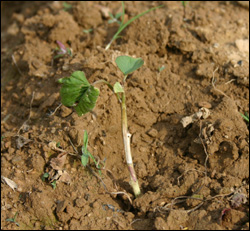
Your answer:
[1,1,249,230]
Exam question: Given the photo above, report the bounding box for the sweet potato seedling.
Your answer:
[181,1,189,20]
[105,2,163,50]
[58,55,144,197]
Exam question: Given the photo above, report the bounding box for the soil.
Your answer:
[1,1,249,230]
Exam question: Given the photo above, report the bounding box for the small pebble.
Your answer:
[147,128,158,138]
[198,101,212,109]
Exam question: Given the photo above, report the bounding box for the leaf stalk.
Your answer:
[121,91,141,197]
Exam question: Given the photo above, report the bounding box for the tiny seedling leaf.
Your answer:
[240,112,249,122]
[159,66,165,72]
[6,212,19,227]
[108,12,115,19]
[115,56,144,75]
[191,194,204,200]
[51,180,57,189]
[113,82,124,93]
[115,12,123,19]
[58,71,100,116]
[63,2,72,11]
[181,1,189,7]
[83,130,88,150]
[81,153,89,167]
[42,172,49,181]
[83,28,93,33]
[81,131,89,167]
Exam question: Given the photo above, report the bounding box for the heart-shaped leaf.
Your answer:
[58,71,100,116]
[115,56,144,75]
[113,82,124,93]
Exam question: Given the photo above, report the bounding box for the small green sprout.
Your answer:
[51,180,57,189]
[158,66,165,72]
[58,55,144,197]
[41,172,49,182]
[81,130,102,175]
[108,11,123,25]
[105,2,163,50]
[240,112,249,122]
[6,212,19,227]
[63,2,72,11]
[53,41,72,60]
[83,28,93,34]
[42,172,57,189]
[181,1,189,20]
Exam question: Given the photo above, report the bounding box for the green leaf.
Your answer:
[191,194,204,200]
[81,131,89,167]
[63,2,72,10]
[113,82,124,93]
[115,12,123,19]
[83,28,93,33]
[81,153,89,167]
[58,71,100,116]
[51,180,57,189]
[74,86,100,116]
[159,66,165,72]
[181,1,188,7]
[41,172,49,181]
[115,56,144,75]
[83,130,88,151]
[88,151,102,175]
[108,12,115,19]
[240,112,249,122]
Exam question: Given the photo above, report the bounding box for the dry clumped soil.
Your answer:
[1,1,249,230]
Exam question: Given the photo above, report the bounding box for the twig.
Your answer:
[86,165,108,191]
[186,201,204,213]
[110,191,132,204]
[177,168,206,186]
[211,67,231,99]
[68,137,78,154]
[130,219,143,225]
[154,191,234,214]
[17,92,35,135]
[225,79,236,85]
[198,120,209,182]
[12,54,24,76]
[48,103,62,117]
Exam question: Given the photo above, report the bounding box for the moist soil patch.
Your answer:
[1,1,249,230]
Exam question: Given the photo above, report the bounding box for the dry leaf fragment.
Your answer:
[96,5,110,18]
[194,122,215,145]
[16,135,32,149]
[1,176,18,191]
[50,152,67,170]
[230,193,247,208]
[48,141,58,150]
[181,107,210,128]
[58,170,71,184]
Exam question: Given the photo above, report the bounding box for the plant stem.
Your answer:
[121,91,141,197]
[93,79,113,91]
